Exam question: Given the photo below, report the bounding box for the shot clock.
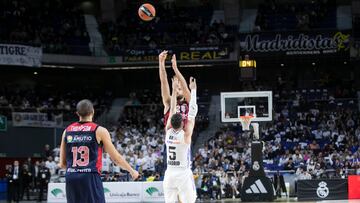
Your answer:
[239,60,257,80]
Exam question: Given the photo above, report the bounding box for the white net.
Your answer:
[239,116,254,131]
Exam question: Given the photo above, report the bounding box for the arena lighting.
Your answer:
[42,64,75,69]
[280,63,284,67]
[312,62,316,66]
[344,61,347,64]
[101,64,213,70]
[101,66,157,70]
[33,72,38,75]
[180,64,213,67]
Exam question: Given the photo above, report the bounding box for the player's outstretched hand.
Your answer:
[159,50,168,63]
[171,54,178,70]
[189,77,196,90]
[130,170,140,181]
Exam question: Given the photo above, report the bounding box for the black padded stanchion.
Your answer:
[241,141,276,201]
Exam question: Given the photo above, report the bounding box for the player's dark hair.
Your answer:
[171,113,183,129]
[76,99,94,117]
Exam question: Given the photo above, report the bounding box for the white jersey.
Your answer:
[165,128,191,170]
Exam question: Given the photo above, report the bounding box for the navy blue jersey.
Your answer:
[65,122,102,174]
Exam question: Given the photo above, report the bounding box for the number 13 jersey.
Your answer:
[165,128,191,170]
[65,122,102,174]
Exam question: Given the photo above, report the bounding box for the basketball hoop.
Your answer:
[239,115,254,131]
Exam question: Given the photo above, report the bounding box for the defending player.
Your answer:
[59,99,139,203]
[158,51,191,126]
[163,77,198,203]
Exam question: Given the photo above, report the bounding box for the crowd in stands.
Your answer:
[36,88,210,184]
[193,85,359,200]
[0,85,112,121]
[2,79,359,200]
[100,2,236,55]
[100,89,209,181]
[254,0,336,31]
[0,0,90,55]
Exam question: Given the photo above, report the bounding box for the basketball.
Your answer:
[138,3,156,21]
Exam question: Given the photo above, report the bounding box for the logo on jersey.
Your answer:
[67,135,92,143]
[70,125,92,132]
[166,140,180,144]
[51,188,65,198]
[67,136,73,143]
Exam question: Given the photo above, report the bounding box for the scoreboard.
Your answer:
[239,60,256,80]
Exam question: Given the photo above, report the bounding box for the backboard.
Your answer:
[220,91,273,122]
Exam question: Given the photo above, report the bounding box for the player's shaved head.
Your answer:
[76,99,94,117]
[171,113,183,130]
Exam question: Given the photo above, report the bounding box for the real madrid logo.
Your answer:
[67,136,73,143]
[252,161,260,171]
[316,181,329,198]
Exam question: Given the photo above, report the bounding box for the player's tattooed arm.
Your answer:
[171,54,191,103]
[166,77,178,130]
[58,131,67,169]
[98,126,139,180]
[159,50,171,113]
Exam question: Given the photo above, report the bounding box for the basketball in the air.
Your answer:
[138,3,156,21]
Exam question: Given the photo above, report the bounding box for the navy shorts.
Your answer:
[66,173,105,203]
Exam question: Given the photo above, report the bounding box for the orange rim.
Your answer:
[239,115,254,120]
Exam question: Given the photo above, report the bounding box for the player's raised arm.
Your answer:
[166,77,179,130]
[97,126,139,180]
[171,54,191,103]
[159,50,171,113]
[58,130,67,169]
[184,77,198,144]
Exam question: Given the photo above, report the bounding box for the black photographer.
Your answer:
[5,165,13,203]
[37,160,50,202]
[21,163,32,201]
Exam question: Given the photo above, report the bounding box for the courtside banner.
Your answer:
[239,30,350,58]
[103,182,142,202]
[12,112,63,128]
[297,179,348,201]
[123,45,230,62]
[0,44,42,67]
[48,182,165,202]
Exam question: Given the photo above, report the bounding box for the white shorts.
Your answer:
[163,169,197,203]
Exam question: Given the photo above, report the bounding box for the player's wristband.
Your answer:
[188,89,198,119]
[190,89,197,106]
